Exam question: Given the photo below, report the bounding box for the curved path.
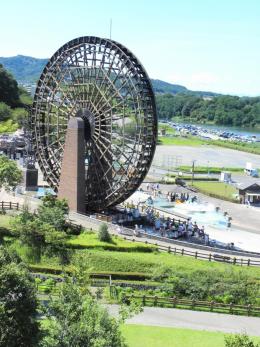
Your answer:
[108,305,260,336]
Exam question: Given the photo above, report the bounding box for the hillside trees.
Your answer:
[0,64,20,107]
[156,93,260,127]
[0,64,31,131]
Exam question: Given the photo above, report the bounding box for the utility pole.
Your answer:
[191,160,196,186]
[109,18,112,39]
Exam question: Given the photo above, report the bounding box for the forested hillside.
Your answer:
[156,93,260,127]
[0,55,48,83]
[1,55,260,128]
[0,64,31,132]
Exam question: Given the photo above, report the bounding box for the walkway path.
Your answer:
[108,305,260,336]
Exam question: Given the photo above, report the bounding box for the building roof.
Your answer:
[237,181,260,191]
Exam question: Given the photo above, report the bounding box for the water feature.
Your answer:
[127,190,260,253]
[36,187,55,198]
[135,192,229,228]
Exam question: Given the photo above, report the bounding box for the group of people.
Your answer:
[166,191,197,203]
[146,183,160,197]
[144,206,207,242]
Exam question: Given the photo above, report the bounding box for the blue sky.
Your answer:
[0,0,260,96]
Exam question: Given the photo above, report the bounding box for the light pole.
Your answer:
[191,160,196,186]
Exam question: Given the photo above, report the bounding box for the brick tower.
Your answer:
[58,117,85,213]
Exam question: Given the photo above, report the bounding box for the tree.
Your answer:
[0,64,20,107]
[38,195,69,231]
[12,206,69,264]
[0,155,22,190]
[225,333,259,347]
[11,107,28,126]
[98,223,111,243]
[0,102,12,121]
[40,280,127,347]
[0,246,39,347]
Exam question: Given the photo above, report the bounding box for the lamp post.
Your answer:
[191,160,196,186]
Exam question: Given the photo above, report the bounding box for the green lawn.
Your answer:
[0,214,13,229]
[158,136,205,146]
[158,123,176,135]
[193,181,238,200]
[122,325,260,347]
[27,248,260,279]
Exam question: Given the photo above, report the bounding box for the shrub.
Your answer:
[225,333,260,347]
[98,223,111,243]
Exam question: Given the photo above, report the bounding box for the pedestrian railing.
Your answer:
[120,293,260,317]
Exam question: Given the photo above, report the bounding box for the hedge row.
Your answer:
[30,265,151,281]
[164,176,219,183]
[66,243,156,253]
[177,166,244,174]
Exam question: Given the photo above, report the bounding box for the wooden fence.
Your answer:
[120,293,260,317]
[116,234,260,267]
[0,201,20,211]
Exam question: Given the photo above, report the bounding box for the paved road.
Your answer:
[108,305,260,336]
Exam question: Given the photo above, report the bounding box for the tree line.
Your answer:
[156,93,260,127]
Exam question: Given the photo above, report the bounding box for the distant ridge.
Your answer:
[0,55,220,97]
[0,55,48,83]
[152,79,220,97]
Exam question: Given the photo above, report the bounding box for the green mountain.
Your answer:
[152,79,220,97]
[0,55,48,83]
[151,79,188,94]
[0,55,220,97]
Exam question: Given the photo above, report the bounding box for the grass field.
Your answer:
[192,181,238,200]
[158,136,204,146]
[0,214,12,229]
[26,248,260,279]
[122,325,260,347]
[158,124,176,135]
